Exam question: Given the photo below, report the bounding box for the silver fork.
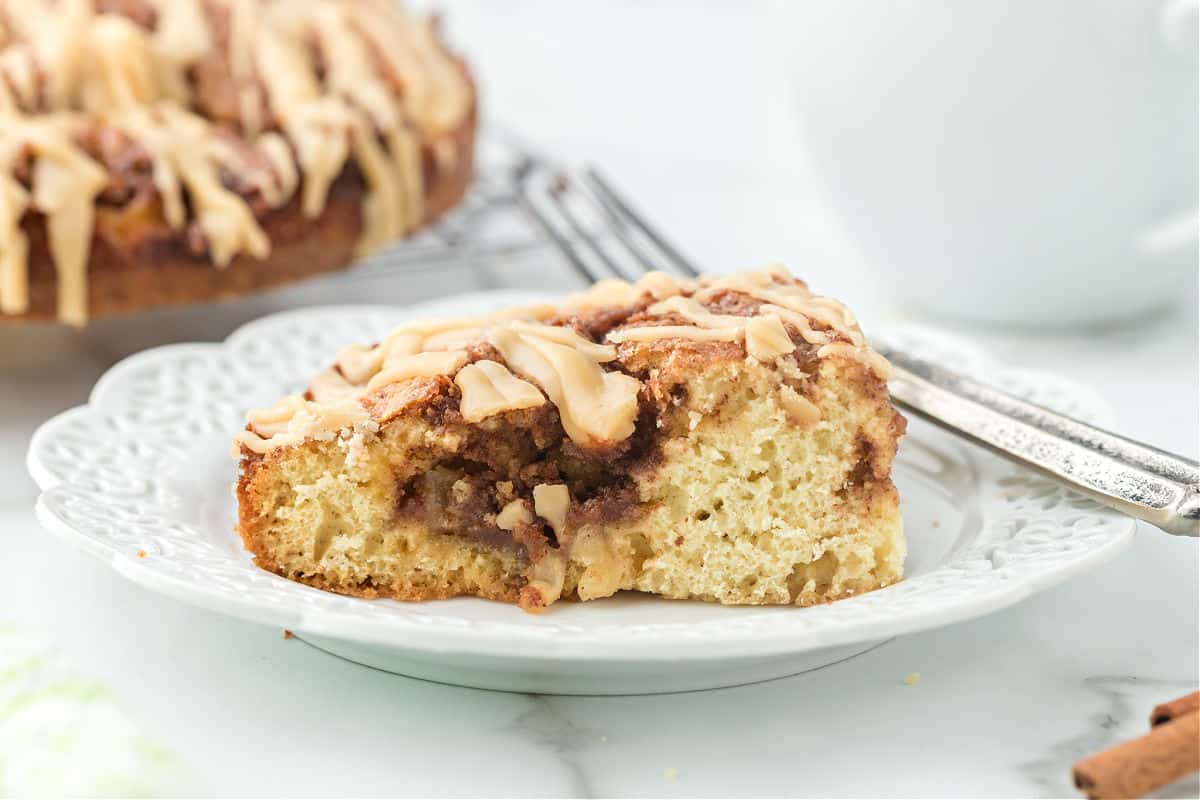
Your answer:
[520,165,1199,536]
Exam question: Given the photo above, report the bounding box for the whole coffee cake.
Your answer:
[0,0,475,325]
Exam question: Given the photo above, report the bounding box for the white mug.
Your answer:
[773,0,1198,326]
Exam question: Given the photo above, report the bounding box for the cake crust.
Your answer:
[234,268,906,612]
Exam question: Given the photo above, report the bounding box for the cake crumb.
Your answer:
[283,629,293,640]
[137,550,146,558]
[663,767,679,781]
[932,521,941,528]
[903,671,921,686]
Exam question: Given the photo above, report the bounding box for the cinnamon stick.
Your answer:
[1151,691,1200,727]
[1073,710,1200,800]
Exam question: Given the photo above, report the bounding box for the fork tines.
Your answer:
[520,166,701,284]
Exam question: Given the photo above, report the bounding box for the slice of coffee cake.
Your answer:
[234,266,906,612]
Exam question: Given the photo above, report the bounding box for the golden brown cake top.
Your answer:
[234,266,893,456]
[0,0,472,324]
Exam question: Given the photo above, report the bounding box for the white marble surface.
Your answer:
[2,2,1197,796]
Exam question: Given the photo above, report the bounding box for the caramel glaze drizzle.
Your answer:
[0,0,471,325]
[233,266,893,456]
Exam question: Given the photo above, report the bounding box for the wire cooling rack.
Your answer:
[354,135,535,266]
[323,130,585,297]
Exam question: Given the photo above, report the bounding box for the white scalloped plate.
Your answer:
[27,292,1136,694]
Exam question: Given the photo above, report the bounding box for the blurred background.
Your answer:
[5,0,1194,342]
[448,0,1198,327]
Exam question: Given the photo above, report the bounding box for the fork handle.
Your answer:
[885,358,1200,537]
